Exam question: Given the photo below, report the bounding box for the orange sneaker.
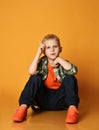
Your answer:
[65,106,79,124]
[12,106,27,122]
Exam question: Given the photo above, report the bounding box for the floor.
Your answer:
[0,93,99,130]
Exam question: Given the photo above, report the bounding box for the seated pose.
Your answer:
[12,34,80,123]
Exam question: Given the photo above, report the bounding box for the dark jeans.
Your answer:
[19,74,80,110]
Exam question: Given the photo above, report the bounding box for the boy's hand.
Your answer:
[53,57,60,68]
[54,57,72,70]
[37,42,45,55]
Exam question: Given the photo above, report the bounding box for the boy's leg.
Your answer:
[47,75,79,110]
[62,75,80,108]
[13,74,46,122]
[49,75,79,123]
[19,74,44,107]
[61,75,80,123]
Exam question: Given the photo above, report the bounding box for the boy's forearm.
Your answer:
[28,43,45,75]
[28,52,41,75]
[56,57,72,70]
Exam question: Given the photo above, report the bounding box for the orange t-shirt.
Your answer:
[44,64,61,90]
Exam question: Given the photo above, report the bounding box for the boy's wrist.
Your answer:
[56,57,61,63]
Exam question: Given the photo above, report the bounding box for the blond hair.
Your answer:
[42,34,61,46]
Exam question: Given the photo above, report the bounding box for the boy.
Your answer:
[12,34,79,123]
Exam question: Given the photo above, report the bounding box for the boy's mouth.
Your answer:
[50,53,56,55]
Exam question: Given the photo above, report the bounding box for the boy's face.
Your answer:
[43,39,61,60]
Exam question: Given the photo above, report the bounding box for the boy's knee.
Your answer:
[63,75,77,83]
[65,75,76,79]
[29,74,41,81]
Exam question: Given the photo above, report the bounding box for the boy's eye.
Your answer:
[46,45,58,49]
[54,45,58,48]
[46,46,50,49]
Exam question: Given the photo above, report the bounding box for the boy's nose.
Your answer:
[50,47,54,51]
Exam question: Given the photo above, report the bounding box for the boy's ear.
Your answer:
[60,47,62,52]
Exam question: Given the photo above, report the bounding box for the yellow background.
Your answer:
[0,0,99,103]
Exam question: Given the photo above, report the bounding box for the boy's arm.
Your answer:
[54,57,77,74]
[28,43,45,75]
[54,57,71,70]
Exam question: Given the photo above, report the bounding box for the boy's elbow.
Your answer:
[28,72,33,75]
[28,68,33,75]
[70,64,78,75]
[28,69,38,75]
[73,66,78,75]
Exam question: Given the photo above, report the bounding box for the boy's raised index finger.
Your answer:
[40,42,46,47]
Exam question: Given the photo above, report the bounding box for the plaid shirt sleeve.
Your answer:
[37,56,48,80]
[63,64,78,75]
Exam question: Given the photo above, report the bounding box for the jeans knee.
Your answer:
[62,75,78,86]
[64,75,76,81]
[30,74,41,81]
